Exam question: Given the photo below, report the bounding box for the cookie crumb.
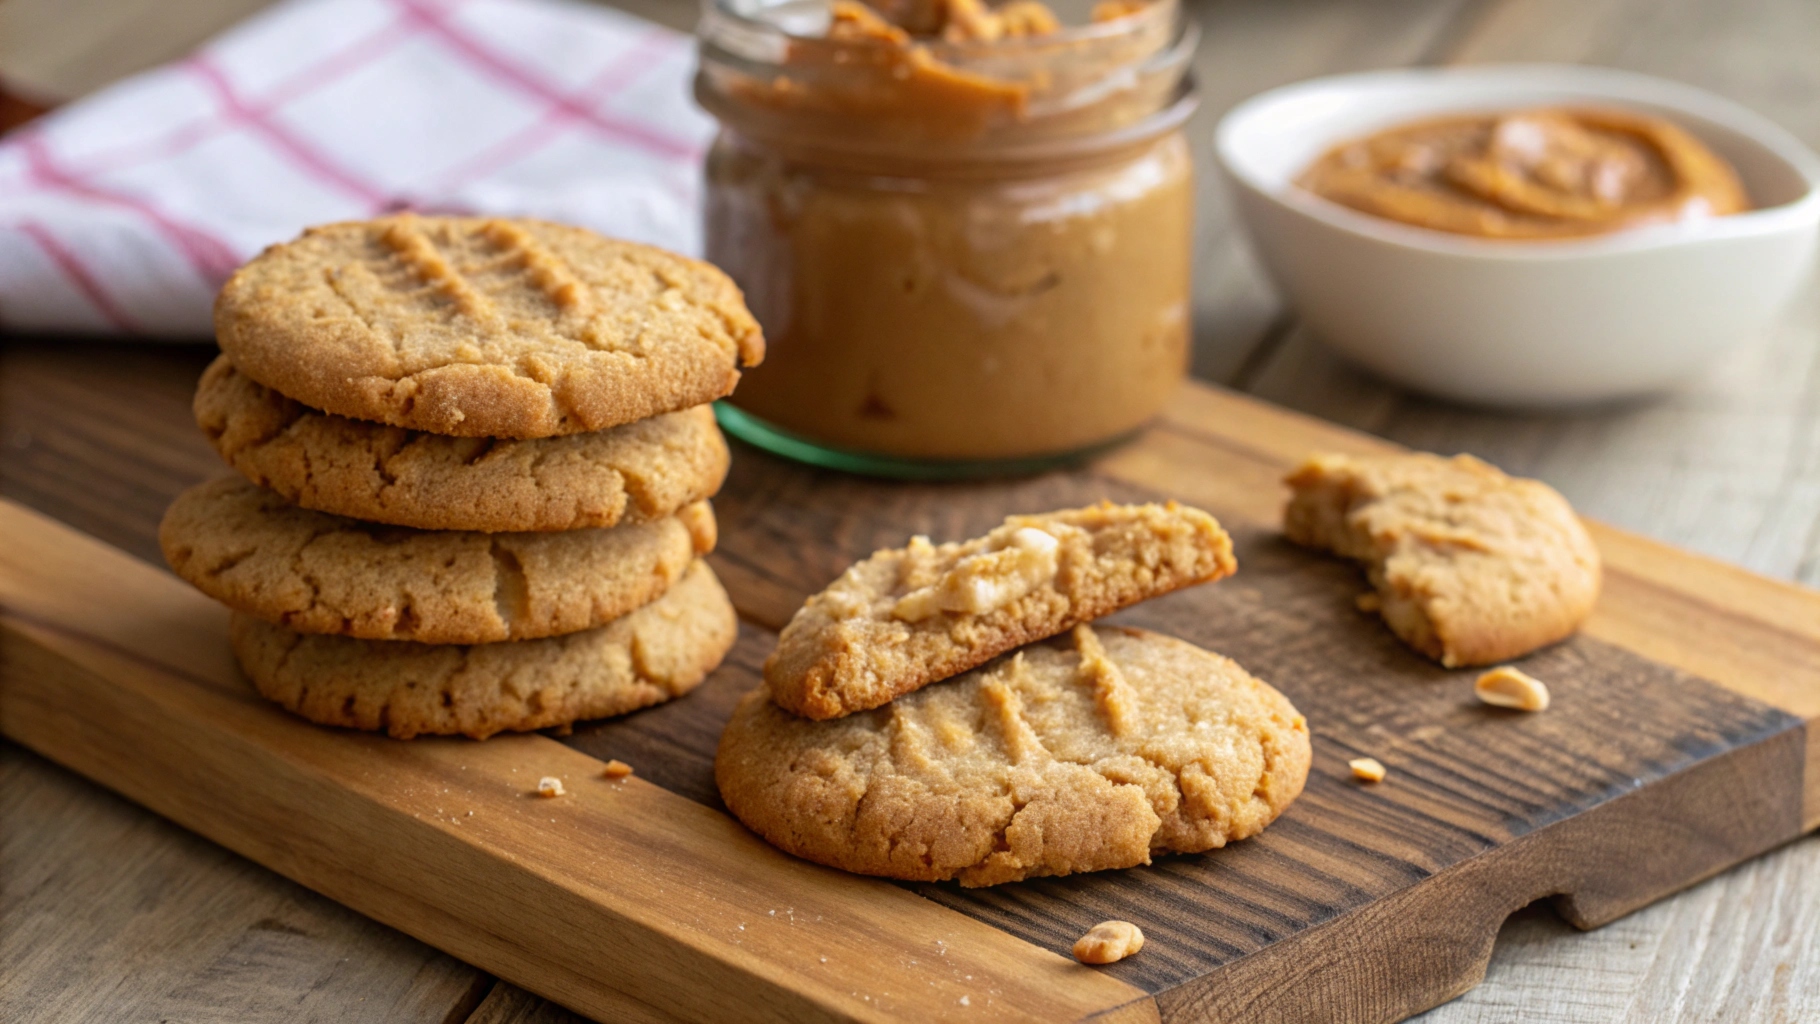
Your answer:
[1474,666,1550,712]
[1355,591,1381,613]
[1349,757,1387,783]
[536,776,566,798]
[602,759,635,779]
[1072,920,1144,964]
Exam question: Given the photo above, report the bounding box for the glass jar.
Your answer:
[696,0,1199,477]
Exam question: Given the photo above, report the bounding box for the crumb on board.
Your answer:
[536,776,566,798]
[1355,591,1381,612]
[602,759,634,779]
[1474,665,1551,712]
[1072,920,1145,964]
[1349,757,1387,783]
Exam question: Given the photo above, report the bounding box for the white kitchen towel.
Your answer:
[0,0,711,338]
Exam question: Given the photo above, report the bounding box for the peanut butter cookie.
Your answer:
[765,502,1236,720]
[214,215,764,438]
[161,476,715,644]
[232,560,737,739]
[195,356,729,532]
[718,625,1310,886]
[1284,451,1601,667]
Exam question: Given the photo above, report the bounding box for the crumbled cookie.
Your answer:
[232,560,736,739]
[765,502,1236,720]
[162,475,715,644]
[215,215,764,438]
[1349,757,1387,783]
[719,625,1310,887]
[195,356,729,533]
[536,777,566,798]
[1284,452,1601,667]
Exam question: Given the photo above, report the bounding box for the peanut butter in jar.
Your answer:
[696,0,1199,473]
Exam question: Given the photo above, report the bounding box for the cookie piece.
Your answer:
[161,476,716,644]
[215,215,765,438]
[195,355,729,532]
[719,625,1310,886]
[232,560,737,739]
[765,502,1236,720]
[1284,451,1601,667]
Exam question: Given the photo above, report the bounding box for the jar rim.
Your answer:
[695,0,1199,162]
[703,71,1197,174]
[698,0,1182,56]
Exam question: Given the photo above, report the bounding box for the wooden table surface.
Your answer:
[2,0,1816,1022]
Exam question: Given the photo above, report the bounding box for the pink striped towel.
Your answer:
[0,0,711,338]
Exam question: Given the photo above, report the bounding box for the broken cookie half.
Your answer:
[1284,451,1601,668]
[719,625,1311,887]
[764,501,1238,720]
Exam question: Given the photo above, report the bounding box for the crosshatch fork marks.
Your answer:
[364,216,655,357]
[480,219,593,315]
[377,217,498,323]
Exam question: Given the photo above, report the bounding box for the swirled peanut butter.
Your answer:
[700,0,1194,463]
[1298,108,1749,238]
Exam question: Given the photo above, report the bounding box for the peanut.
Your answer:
[1073,920,1145,965]
[1474,666,1550,712]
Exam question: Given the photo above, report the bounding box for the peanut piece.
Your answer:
[1474,666,1550,712]
[893,526,1060,622]
[602,759,635,779]
[1349,757,1387,783]
[1073,920,1145,964]
[535,776,566,798]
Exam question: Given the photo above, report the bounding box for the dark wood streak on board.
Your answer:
[562,445,1806,1011]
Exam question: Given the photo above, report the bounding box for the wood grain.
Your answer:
[0,0,272,100]
[4,0,1819,1018]
[5,398,1814,1023]
[1419,833,1820,1024]
[0,499,1157,1024]
[0,340,219,567]
[0,741,492,1024]
[467,982,593,1024]
[1174,0,1484,382]
[1116,387,1820,831]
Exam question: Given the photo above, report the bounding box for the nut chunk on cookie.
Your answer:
[765,502,1237,720]
[719,626,1311,886]
[1284,452,1601,668]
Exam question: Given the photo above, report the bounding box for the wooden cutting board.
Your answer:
[2,381,1816,1024]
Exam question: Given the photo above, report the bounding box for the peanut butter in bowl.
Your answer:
[1297,107,1750,239]
[695,0,1199,475]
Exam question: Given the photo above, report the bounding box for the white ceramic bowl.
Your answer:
[1214,65,1820,406]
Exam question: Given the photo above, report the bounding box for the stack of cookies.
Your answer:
[715,502,1314,887]
[160,215,765,739]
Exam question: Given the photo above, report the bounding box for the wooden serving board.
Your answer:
[3,381,1817,1024]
